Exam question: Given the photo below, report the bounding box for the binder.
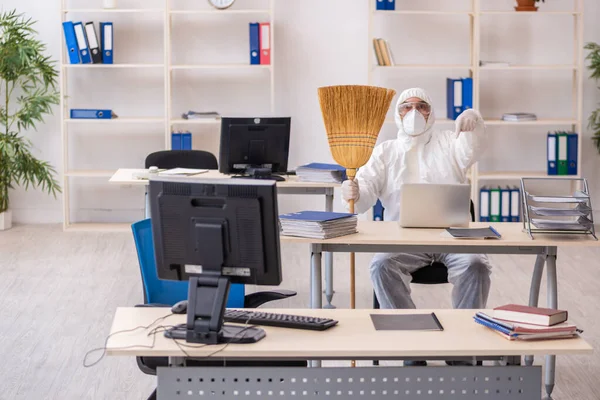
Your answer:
[171,132,182,150]
[259,22,270,65]
[557,132,568,175]
[376,0,386,10]
[249,23,260,65]
[510,187,520,222]
[70,109,113,119]
[446,78,462,120]
[373,200,384,221]
[100,22,113,64]
[386,0,395,10]
[500,187,511,222]
[479,187,490,222]
[373,38,384,66]
[567,133,578,175]
[182,132,192,150]
[490,187,501,222]
[73,22,91,64]
[84,22,102,64]
[547,133,557,175]
[461,77,473,111]
[62,22,80,64]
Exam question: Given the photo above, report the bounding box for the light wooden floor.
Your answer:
[1,224,600,399]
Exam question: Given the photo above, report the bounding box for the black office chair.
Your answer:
[145,149,219,170]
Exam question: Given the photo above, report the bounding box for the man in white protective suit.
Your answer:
[341,87,492,314]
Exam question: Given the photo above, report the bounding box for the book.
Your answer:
[279,211,357,239]
[476,312,578,334]
[296,163,346,183]
[474,315,579,341]
[445,226,501,239]
[492,304,568,326]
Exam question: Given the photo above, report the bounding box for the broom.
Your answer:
[318,85,396,309]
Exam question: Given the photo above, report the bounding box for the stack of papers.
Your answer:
[279,211,357,239]
[501,112,537,122]
[446,226,501,239]
[295,163,346,183]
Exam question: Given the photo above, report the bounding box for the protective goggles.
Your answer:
[398,101,432,116]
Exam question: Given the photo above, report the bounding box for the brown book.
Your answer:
[378,39,391,66]
[492,304,568,326]
[373,38,383,66]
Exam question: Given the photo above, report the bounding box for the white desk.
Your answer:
[280,221,600,397]
[107,307,592,399]
[109,168,341,308]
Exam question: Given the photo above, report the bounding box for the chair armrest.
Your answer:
[244,289,297,309]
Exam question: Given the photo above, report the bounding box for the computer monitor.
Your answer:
[218,117,291,182]
[149,175,282,344]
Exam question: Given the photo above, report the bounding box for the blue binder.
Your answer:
[171,132,182,150]
[547,133,557,175]
[461,77,473,111]
[182,132,192,150]
[100,22,113,64]
[500,187,511,223]
[70,109,113,119]
[567,133,578,175]
[386,0,395,10]
[62,22,80,64]
[446,78,462,120]
[249,23,260,65]
[510,187,520,222]
[73,22,91,64]
[479,187,490,222]
[376,0,386,10]
[373,200,384,221]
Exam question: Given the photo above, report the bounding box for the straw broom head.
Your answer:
[318,85,396,180]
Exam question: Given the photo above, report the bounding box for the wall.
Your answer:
[3,0,600,224]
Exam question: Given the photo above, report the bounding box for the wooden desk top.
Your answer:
[280,221,600,248]
[109,168,340,189]
[106,308,592,359]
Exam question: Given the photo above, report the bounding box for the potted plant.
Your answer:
[584,42,600,153]
[515,0,544,12]
[0,10,61,230]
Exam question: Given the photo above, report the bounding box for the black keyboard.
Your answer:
[224,309,338,331]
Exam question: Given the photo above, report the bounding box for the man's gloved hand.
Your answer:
[342,179,360,202]
[455,108,482,137]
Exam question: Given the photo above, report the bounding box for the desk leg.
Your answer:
[144,184,151,219]
[310,244,323,309]
[545,247,558,398]
[324,189,335,309]
[525,254,546,367]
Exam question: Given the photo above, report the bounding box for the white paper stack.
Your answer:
[295,163,346,183]
[501,112,537,122]
[279,211,357,239]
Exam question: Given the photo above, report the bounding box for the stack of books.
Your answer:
[372,38,394,66]
[474,304,581,341]
[295,163,346,183]
[501,112,537,122]
[279,211,357,239]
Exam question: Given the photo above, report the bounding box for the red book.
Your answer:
[492,304,568,326]
[259,22,270,65]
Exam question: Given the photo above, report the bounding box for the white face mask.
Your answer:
[402,109,427,137]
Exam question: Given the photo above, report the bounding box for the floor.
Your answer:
[1,224,600,399]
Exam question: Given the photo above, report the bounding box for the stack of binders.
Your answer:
[547,131,578,176]
[171,131,192,150]
[295,163,346,183]
[479,186,521,222]
[375,0,396,10]
[279,211,358,240]
[62,21,113,64]
[249,22,270,65]
[446,77,473,120]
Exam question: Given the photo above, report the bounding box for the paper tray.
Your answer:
[531,218,593,231]
[529,205,592,217]
[526,191,589,204]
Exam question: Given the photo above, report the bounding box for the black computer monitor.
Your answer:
[218,117,291,181]
[149,176,282,344]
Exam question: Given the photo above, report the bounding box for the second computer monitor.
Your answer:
[219,117,291,178]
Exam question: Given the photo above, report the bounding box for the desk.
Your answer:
[107,308,592,399]
[109,168,341,308]
[280,221,600,397]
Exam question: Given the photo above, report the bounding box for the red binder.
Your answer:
[259,22,271,65]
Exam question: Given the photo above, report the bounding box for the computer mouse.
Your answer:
[171,300,188,314]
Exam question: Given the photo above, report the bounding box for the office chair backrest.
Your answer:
[131,218,245,307]
[145,150,218,170]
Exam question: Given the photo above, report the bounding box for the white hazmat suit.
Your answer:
[342,87,492,310]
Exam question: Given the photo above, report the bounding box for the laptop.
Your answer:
[398,183,471,228]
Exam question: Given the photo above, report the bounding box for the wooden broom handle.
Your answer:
[348,175,356,310]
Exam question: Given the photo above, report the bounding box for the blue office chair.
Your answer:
[131,219,302,400]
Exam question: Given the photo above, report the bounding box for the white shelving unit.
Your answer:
[368,0,584,219]
[60,0,275,231]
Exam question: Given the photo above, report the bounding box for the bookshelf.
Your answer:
[60,0,275,231]
[367,0,584,220]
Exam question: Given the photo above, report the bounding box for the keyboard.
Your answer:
[224,309,338,331]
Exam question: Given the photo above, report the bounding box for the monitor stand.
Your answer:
[231,167,286,182]
[164,275,266,344]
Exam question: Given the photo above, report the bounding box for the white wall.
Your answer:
[3,0,600,224]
